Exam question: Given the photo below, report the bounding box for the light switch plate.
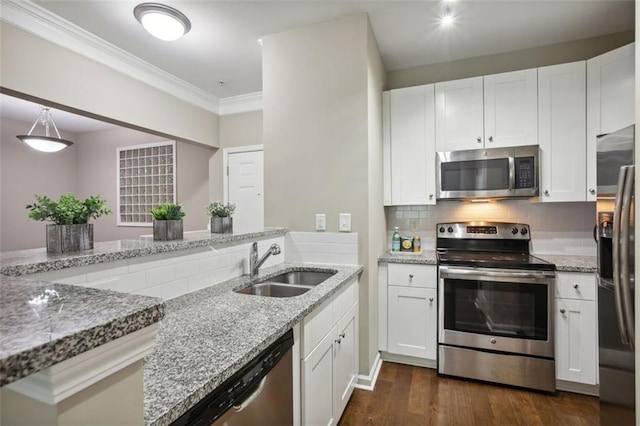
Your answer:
[315,214,326,231]
[339,213,351,232]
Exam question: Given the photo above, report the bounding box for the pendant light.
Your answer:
[16,106,74,153]
[134,3,191,41]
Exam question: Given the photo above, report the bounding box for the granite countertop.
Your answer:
[0,228,287,277]
[378,250,596,273]
[144,261,363,426]
[0,276,164,386]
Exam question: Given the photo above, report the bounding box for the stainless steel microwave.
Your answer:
[436,145,539,200]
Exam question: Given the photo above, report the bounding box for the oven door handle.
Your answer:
[439,266,555,283]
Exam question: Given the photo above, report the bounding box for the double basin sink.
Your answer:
[236,270,336,298]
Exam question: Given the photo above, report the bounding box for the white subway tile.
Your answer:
[112,271,147,293]
[146,264,176,286]
[162,279,188,300]
[188,273,210,292]
[175,259,200,279]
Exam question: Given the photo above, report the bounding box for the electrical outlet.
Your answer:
[315,214,326,231]
[339,213,351,232]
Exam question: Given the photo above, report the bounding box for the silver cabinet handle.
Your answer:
[335,337,342,344]
[488,136,493,142]
[589,188,596,194]
[340,332,346,339]
[490,338,496,344]
[573,284,579,289]
[560,308,566,314]
[429,297,434,302]
[409,274,414,279]
[544,190,550,196]
[429,194,433,199]
[476,137,482,143]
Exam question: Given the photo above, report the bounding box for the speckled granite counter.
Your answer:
[378,251,437,265]
[0,276,164,386]
[377,250,596,273]
[0,228,287,277]
[144,261,362,426]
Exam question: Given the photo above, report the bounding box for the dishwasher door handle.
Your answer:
[232,376,267,412]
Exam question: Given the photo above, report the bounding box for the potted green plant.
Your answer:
[150,203,185,241]
[206,202,236,234]
[26,193,112,252]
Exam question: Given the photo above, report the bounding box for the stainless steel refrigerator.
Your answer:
[596,124,635,425]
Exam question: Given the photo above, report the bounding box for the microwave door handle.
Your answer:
[613,166,630,346]
[508,157,515,190]
[620,165,635,349]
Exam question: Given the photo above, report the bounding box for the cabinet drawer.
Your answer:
[556,272,596,301]
[388,263,436,288]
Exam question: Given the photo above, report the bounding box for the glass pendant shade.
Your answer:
[134,3,191,41]
[16,107,74,153]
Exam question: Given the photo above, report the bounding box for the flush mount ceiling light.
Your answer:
[16,106,74,153]
[440,5,456,27]
[134,3,191,41]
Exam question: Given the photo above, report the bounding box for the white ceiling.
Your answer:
[30,0,634,99]
[0,94,117,133]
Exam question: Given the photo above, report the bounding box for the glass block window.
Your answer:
[117,141,176,227]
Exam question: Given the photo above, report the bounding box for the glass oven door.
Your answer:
[438,266,555,358]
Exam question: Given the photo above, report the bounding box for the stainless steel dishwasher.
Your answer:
[172,329,294,426]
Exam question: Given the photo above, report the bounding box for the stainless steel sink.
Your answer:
[268,271,335,286]
[235,270,336,298]
[236,283,310,298]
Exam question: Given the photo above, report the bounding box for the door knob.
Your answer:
[560,308,566,314]
[429,194,433,199]
[409,274,414,279]
[544,190,550,196]
[573,284,579,289]
[488,136,493,142]
[429,297,434,302]
[589,188,596,195]
[476,137,482,143]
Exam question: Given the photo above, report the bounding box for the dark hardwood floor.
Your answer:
[339,362,599,426]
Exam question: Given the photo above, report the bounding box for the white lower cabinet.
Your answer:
[388,286,437,359]
[301,279,358,426]
[554,272,598,387]
[379,263,438,365]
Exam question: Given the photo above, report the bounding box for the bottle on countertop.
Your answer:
[413,236,421,253]
[391,227,401,252]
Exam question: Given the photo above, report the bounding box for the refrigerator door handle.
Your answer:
[620,165,635,350]
[613,165,630,346]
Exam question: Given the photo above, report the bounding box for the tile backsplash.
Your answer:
[387,199,596,255]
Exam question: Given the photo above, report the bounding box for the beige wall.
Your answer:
[210,111,263,202]
[0,117,79,251]
[0,22,220,148]
[76,127,213,242]
[263,13,383,375]
[387,31,634,90]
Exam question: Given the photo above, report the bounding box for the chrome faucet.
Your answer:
[250,242,281,279]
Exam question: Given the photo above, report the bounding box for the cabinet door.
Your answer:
[388,286,435,359]
[483,69,538,148]
[302,325,336,426]
[555,298,597,385]
[538,62,587,202]
[435,77,484,152]
[424,288,438,360]
[586,43,635,201]
[383,91,392,205]
[334,302,358,421]
[389,85,436,205]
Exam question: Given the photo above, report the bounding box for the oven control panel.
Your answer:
[437,222,530,240]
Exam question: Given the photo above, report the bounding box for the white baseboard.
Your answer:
[380,351,437,369]
[355,352,382,391]
[556,380,599,396]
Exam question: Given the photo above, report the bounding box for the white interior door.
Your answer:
[227,149,264,232]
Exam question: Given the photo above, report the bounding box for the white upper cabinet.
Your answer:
[435,70,538,152]
[434,77,484,152]
[538,61,587,202]
[586,43,635,201]
[383,84,436,206]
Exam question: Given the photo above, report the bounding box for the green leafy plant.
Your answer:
[206,202,236,218]
[150,203,186,220]
[26,194,112,225]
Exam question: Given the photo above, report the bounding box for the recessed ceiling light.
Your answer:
[134,3,191,41]
[440,6,456,27]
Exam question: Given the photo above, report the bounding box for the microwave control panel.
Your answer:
[514,157,535,189]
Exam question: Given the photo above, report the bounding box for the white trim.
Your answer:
[355,352,382,391]
[380,351,436,369]
[0,0,221,114]
[219,92,263,116]
[556,380,599,396]
[6,324,159,405]
[222,144,264,204]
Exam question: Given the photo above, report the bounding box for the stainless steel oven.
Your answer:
[436,145,539,200]
[437,222,556,392]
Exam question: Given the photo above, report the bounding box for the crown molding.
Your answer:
[0,0,222,114]
[219,91,263,116]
